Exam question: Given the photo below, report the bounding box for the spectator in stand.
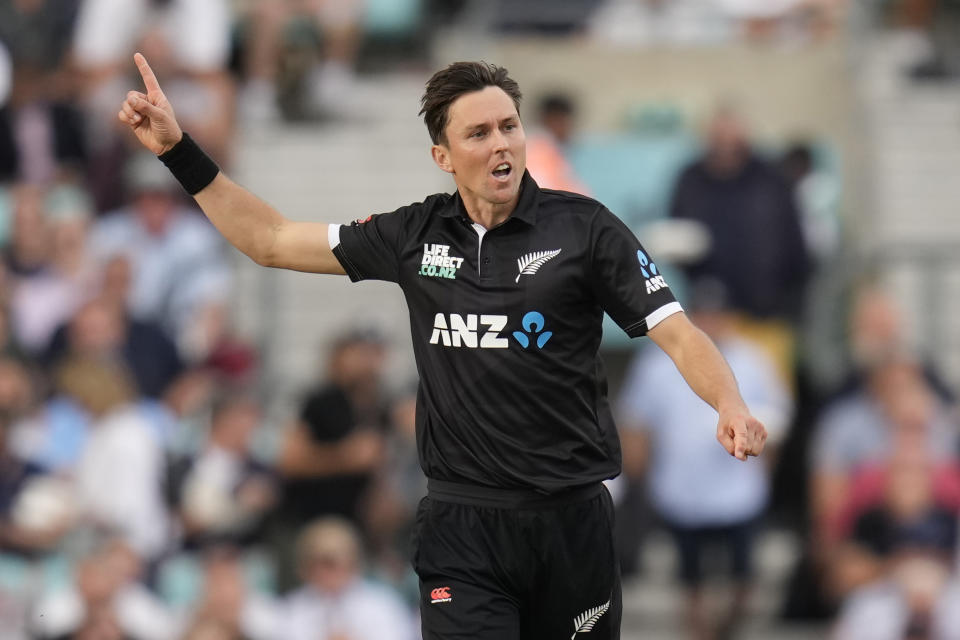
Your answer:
[64,358,172,562]
[362,387,424,588]
[809,354,958,550]
[524,92,590,194]
[779,141,841,263]
[833,562,960,640]
[0,355,76,556]
[0,0,86,184]
[242,517,417,640]
[173,393,278,551]
[617,280,792,640]
[89,151,232,363]
[273,328,389,586]
[3,182,50,277]
[830,410,960,639]
[8,182,99,356]
[72,0,233,208]
[0,359,76,633]
[237,0,366,122]
[669,104,811,385]
[30,536,180,640]
[836,285,954,404]
[822,376,960,596]
[805,350,959,624]
[180,548,251,640]
[1,406,74,557]
[44,292,182,399]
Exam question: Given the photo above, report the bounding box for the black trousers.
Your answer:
[412,480,622,640]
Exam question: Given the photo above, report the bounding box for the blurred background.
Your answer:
[1,0,960,638]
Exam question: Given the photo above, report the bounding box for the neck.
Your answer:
[706,148,748,178]
[459,187,520,230]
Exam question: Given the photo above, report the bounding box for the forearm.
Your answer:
[665,324,746,414]
[649,312,766,458]
[193,173,288,266]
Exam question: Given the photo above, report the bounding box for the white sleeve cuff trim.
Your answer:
[327,223,341,250]
[645,301,684,331]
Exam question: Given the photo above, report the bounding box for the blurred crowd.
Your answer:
[0,0,958,639]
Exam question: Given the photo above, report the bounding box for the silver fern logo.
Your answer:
[515,249,561,283]
[571,599,611,639]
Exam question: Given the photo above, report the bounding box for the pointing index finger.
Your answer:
[134,52,161,94]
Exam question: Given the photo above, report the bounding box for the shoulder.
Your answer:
[536,190,628,240]
[537,188,604,218]
[384,192,454,219]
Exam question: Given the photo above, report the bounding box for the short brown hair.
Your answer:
[419,62,522,145]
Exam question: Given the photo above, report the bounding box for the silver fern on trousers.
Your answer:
[515,249,562,282]
[571,598,611,639]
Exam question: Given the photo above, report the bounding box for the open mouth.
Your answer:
[492,162,512,179]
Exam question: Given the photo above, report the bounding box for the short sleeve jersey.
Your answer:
[332,172,681,492]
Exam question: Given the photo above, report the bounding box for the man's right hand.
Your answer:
[118,53,183,155]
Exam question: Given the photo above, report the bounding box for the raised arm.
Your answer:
[647,312,767,460]
[118,53,345,274]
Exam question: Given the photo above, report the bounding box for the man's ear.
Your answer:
[431,144,454,174]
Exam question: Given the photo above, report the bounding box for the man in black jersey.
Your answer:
[120,55,767,639]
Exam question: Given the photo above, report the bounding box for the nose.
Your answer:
[491,128,508,153]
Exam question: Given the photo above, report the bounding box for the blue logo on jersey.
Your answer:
[512,311,552,349]
[637,249,659,279]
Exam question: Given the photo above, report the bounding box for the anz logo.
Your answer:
[638,249,668,294]
[512,311,552,349]
[429,311,552,350]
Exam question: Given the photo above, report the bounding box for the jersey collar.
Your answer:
[442,170,540,226]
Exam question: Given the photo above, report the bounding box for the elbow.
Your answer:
[251,223,284,267]
[251,250,276,268]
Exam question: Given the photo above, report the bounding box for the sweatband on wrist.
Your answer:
[157,132,220,195]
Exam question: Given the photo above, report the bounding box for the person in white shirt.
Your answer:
[618,280,792,640]
[30,537,181,640]
[65,357,171,561]
[242,517,417,640]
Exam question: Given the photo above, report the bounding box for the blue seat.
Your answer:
[364,0,423,37]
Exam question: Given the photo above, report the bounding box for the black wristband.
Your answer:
[157,132,220,195]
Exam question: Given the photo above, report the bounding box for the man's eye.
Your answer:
[504,124,516,131]
[471,131,485,138]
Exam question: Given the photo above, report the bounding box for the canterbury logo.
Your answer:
[430,586,452,604]
[571,598,611,639]
[515,249,561,283]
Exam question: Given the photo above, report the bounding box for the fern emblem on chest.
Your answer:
[571,598,611,639]
[515,249,562,283]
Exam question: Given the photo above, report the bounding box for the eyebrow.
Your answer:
[462,115,518,133]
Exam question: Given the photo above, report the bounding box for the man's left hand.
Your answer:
[716,410,767,461]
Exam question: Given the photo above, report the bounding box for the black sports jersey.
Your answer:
[332,172,680,492]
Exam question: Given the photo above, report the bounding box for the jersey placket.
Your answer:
[471,222,496,282]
